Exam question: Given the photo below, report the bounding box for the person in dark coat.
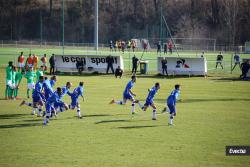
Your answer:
[240,60,250,79]
[49,54,55,75]
[161,57,168,76]
[115,66,123,78]
[132,55,139,74]
[106,55,114,74]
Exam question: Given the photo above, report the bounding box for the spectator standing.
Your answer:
[106,55,114,74]
[240,60,250,79]
[26,54,33,69]
[17,52,25,72]
[132,55,139,74]
[157,41,161,54]
[232,52,241,71]
[49,54,55,75]
[164,43,167,54]
[168,40,173,54]
[41,54,47,71]
[216,52,224,69]
[33,54,39,72]
[161,57,168,76]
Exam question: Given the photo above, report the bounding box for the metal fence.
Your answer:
[0,40,246,53]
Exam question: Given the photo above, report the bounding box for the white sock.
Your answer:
[44,112,51,124]
[115,101,123,105]
[169,115,173,124]
[152,109,157,119]
[38,106,42,116]
[25,102,32,107]
[77,107,81,117]
[32,107,37,115]
[131,103,135,114]
[138,101,144,110]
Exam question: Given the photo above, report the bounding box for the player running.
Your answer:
[139,82,160,120]
[53,82,72,115]
[20,76,45,116]
[162,84,181,126]
[68,82,84,119]
[110,75,141,115]
[43,87,64,125]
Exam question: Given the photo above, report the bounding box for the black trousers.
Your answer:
[132,65,138,73]
[106,64,114,74]
[162,67,168,75]
[50,66,55,75]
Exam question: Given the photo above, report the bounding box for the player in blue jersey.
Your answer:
[53,82,72,114]
[110,75,141,114]
[43,87,63,125]
[139,82,160,120]
[50,75,57,88]
[20,76,45,116]
[163,84,181,125]
[43,77,54,100]
[69,82,84,119]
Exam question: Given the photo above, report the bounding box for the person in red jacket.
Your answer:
[17,52,25,72]
[168,40,173,54]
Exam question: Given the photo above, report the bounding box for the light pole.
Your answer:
[94,0,98,51]
[62,0,65,55]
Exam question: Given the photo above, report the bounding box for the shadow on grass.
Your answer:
[211,77,250,82]
[95,119,130,124]
[0,123,41,129]
[83,114,112,117]
[117,125,165,129]
[0,113,27,119]
[21,119,43,122]
[155,98,250,103]
[136,74,203,79]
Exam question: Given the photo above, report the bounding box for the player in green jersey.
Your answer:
[5,61,13,99]
[24,67,36,98]
[36,66,44,83]
[14,68,24,99]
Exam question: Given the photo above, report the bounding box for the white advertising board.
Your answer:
[157,56,207,76]
[55,55,124,73]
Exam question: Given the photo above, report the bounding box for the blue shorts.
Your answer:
[144,99,153,106]
[44,92,52,101]
[70,98,78,109]
[123,93,133,100]
[54,101,65,109]
[32,94,42,103]
[167,104,176,115]
[45,103,53,113]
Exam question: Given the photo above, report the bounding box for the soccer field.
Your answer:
[0,47,250,167]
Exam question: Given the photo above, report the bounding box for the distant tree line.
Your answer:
[0,0,250,45]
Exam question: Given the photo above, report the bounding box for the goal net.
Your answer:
[245,42,250,53]
[148,37,216,51]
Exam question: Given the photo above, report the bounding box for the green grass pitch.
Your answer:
[0,47,250,167]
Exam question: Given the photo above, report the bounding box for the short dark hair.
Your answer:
[51,75,56,80]
[79,82,84,86]
[175,84,180,89]
[8,61,13,66]
[131,75,136,80]
[39,76,44,80]
[44,76,48,80]
[155,82,160,87]
[57,87,62,93]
